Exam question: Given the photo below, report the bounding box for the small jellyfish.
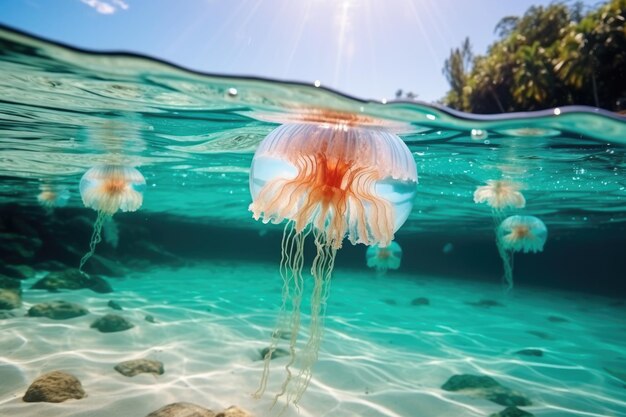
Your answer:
[78,164,146,271]
[473,179,526,290]
[366,241,402,274]
[37,184,70,209]
[442,242,454,254]
[249,111,417,409]
[473,180,525,211]
[496,215,547,290]
[498,215,547,253]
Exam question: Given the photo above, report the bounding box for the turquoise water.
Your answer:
[1,26,626,417]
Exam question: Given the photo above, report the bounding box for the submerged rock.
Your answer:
[547,315,569,323]
[107,300,123,310]
[0,275,22,289]
[87,275,113,293]
[489,406,535,417]
[145,314,156,323]
[31,268,113,293]
[0,288,21,310]
[0,233,42,262]
[28,301,89,320]
[466,299,504,308]
[216,406,254,417]
[441,374,532,407]
[34,260,69,272]
[410,297,430,306]
[31,269,88,291]
[526,330,552,340]
[258,347,290,361]
[146,402,216,417]
[515,349,544,357]
[0,264,35,280]
[114,359,164,377]
[90,314,134,333]
[82,254,125,277]
[22,371,86,403]
[0,311,16,319]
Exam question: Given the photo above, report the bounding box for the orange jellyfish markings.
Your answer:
[510,224,531,240]
[252,151,392,249]
[250,121,417,409]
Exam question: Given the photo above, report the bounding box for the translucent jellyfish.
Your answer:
[473,179,526,290]
[442,242,454,254]
[250,118,417,408]
[498,215,547,253]
[37,184,70,209]
[473,180,525,211]
[366,241,402,274]
[496,215,547,290]
[78,165,146,271]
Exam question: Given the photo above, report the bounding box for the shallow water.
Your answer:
[0,26,625,417]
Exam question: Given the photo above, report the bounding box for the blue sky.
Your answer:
[1,0,600,102]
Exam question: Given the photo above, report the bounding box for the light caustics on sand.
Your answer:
[249,110,417,410]
[473,180,526,290]
[366,241,403,275]
[78,164,146,271]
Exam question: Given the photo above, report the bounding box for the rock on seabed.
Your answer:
[22,371,86,403]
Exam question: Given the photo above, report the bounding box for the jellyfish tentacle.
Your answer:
[496,232,514,292]
[269,226,309,410]
[256,222,309,402]
[78,211,108,272]
[288,228,335,406]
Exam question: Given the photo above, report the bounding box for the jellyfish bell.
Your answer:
[250,123,417,248]
[80,164,146,215]
[249,113,417,408]
[498,215,547,253]
[366,241,403,273]
[473,180,526,211]
[78,164,146,271]
[243,107,416,136]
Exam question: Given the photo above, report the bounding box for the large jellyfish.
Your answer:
[473,179,526,290]
[78,164,146,271]
[250,116,417,409]
[366,241,402,274]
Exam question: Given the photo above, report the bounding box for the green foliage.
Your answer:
[442,37,473,109]
[442,0,626,113]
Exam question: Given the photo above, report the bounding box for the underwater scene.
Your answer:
[1,26,626,417]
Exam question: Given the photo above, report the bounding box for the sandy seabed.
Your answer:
[1,261,625,417]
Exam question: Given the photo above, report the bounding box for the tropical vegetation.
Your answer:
[441,0,626,113]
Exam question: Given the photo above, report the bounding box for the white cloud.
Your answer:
[112,0,129,10]
[80,0,129,15]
